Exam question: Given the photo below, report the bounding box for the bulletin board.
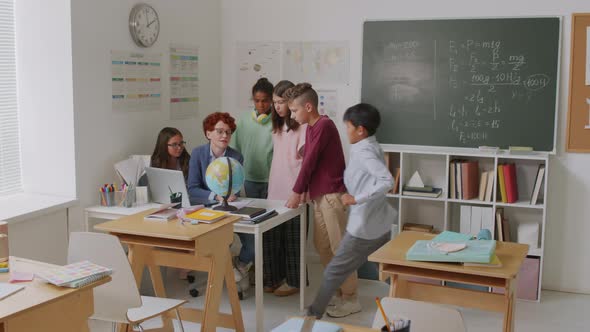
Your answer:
[566,14,590,152]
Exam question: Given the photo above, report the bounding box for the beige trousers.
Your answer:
[312,192,358,299]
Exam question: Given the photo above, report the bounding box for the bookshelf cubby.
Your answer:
[383,145,549,302]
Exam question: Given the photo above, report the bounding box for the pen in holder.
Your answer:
[99,191,116,207]
[381,320,411,332]
[169,186,182,209]
[119,187,136,208]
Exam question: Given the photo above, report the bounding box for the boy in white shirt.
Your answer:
[306,103,397,318]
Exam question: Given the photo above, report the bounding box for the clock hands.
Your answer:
[147,19,157,28]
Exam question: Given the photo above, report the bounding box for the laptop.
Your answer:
[145,167,190,208]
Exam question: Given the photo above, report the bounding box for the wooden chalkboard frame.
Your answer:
[566,14,590,153]
[360,17,562,154]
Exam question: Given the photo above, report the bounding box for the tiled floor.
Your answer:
[90,263,590,331]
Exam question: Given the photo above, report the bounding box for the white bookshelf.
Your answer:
[384,145,549,302]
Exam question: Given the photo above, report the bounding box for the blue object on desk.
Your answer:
[406,239,496,263]
[477,229,492,240]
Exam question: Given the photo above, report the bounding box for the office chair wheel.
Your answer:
[186,275,195,284]
[189,288,199,297]
[238,291,244,300]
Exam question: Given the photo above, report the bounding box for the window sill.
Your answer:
[0,193,78,224]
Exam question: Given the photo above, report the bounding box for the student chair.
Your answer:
[372,297,466,332]
[68,232,187,332]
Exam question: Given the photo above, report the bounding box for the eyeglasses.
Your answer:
[214,128,232,136]
[167,141,186,149]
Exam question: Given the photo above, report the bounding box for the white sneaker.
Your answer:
[326,298,362,318]
[328,295,342,307]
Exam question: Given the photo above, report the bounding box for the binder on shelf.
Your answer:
[460,205,471,235]
[461,161,479,200]
[485,170,495,202]
[503,163,518,203]
[478,171,489,201]
[498,165,507,203]
[530,164,546,205]
[450,162,456,199]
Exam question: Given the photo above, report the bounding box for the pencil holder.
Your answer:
[99,192,116,207]
[119,188,136,208]
[381,319,411,332]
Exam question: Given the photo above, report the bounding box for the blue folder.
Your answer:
[406,239,496,264]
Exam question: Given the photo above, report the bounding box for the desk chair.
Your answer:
[68,232,187,332]
[372,298,465,332]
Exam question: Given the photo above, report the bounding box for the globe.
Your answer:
[205,157,245,211]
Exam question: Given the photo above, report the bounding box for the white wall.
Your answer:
[8,210,69,264]
[16,0,76,198]
[70,0,221,230]
[221,0,590,293]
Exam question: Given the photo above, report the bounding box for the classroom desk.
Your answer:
[84,203,162,231]
[369,231,528,332]
[0,257,110,332]
[95,211,244,332]
[232,199,307,332]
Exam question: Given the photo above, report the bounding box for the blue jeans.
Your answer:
[237,180,268,264]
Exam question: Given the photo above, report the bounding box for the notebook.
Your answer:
[271,317,342,332]
[231,206,267,219]
[0,283,25,300]
[184,209,227,224]
[143,203,179,221]
[35,260,112,288]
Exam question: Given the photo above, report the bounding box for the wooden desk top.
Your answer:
[369,231,529,279]
[95,209,242,241]
[0,257,110,322]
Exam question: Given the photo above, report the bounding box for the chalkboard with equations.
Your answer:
[361,17,560,151]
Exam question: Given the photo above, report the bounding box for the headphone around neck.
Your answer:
[251,110,271,124]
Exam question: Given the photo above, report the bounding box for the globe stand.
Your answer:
[213,157,238,212]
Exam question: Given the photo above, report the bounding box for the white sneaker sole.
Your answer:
[326,307,362,318]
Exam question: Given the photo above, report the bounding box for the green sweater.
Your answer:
[230,110,273,182]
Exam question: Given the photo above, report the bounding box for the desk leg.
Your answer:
[255,230,264,332]
[503,279,516,332]
[300,206,307,311]
[127,244,148,287]
[202,247,231,332]
[225,254,245,332]
[389,274,399,298]
[148,265,174,331]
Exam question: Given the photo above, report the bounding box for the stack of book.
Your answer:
[402,185,442,198]
[449,160,480,200]
[497,163,518,203]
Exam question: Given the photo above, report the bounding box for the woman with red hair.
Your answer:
[187,112,243,205]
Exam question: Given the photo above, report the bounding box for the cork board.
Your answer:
[566,14,590,152]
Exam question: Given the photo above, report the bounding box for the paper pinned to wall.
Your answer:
[111,51,162,112]
[317,89,338,118]
[169,44,199,120]
[587,27,590,86]
[237,42,281,109]
[282,41,349,85]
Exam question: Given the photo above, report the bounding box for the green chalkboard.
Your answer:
[361,18,560,151]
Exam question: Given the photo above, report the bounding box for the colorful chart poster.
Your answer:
[317,89,338,118]
[111,51,162,112]
[169,44,199,120]
[282,41,349,84]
